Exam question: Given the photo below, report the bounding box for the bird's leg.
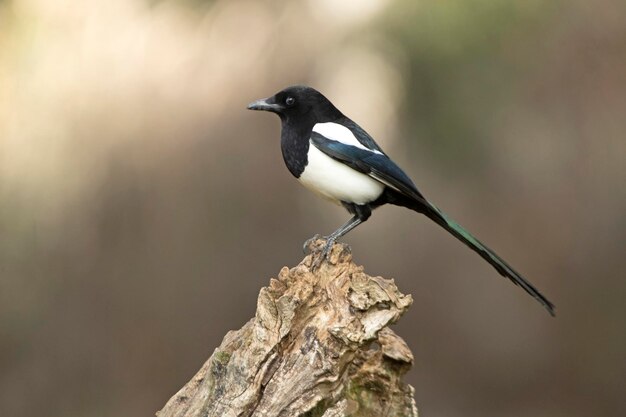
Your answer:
[307,204,372,270]
[302,215,361,254]
[309,215,363,270]
[320,216,362,258]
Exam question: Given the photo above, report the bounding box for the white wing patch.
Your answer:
[312,122,383,155]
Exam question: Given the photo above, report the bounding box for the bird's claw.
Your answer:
[302,234,322,254]
[320,238,335,260]
[310,237,336,271]
[302,234,338,271]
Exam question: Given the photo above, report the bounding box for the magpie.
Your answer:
[247,85,555,316]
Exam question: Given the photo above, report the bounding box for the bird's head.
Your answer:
[247,85,342,123]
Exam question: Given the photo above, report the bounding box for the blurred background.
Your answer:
[1,0,625,416]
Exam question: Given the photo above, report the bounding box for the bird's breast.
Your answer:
[298,143,384,205]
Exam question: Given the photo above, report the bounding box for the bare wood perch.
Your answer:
[157,240,418,417]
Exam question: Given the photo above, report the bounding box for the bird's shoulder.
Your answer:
[311,117,385,154]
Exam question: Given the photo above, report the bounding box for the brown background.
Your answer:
[1,0,625,416]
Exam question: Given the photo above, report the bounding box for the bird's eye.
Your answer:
[285,96,295,106]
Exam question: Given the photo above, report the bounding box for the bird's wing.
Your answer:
[310,128,424,201]
[336,117,385,153]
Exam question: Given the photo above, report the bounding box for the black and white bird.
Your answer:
[247,85,555,316]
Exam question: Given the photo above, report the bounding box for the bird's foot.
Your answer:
[303,234,342,271]
[310,236,336,271]
[302,234,323,254]
[320,237,335,261]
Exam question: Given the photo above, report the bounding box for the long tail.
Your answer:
[402,195,555,316]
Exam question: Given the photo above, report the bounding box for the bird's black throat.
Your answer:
[279,116,316,178]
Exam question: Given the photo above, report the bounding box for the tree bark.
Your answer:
[157,240,418,417]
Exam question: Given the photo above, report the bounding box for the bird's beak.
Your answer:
[247,97,281,112]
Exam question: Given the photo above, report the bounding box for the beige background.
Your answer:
[1,1,625,416]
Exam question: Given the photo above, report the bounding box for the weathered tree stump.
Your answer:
[157,240,418,417]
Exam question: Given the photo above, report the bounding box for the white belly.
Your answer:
[298,144,384,205]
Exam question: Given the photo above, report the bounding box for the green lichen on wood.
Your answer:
[213,350,231,366]
[299,399,330,417]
